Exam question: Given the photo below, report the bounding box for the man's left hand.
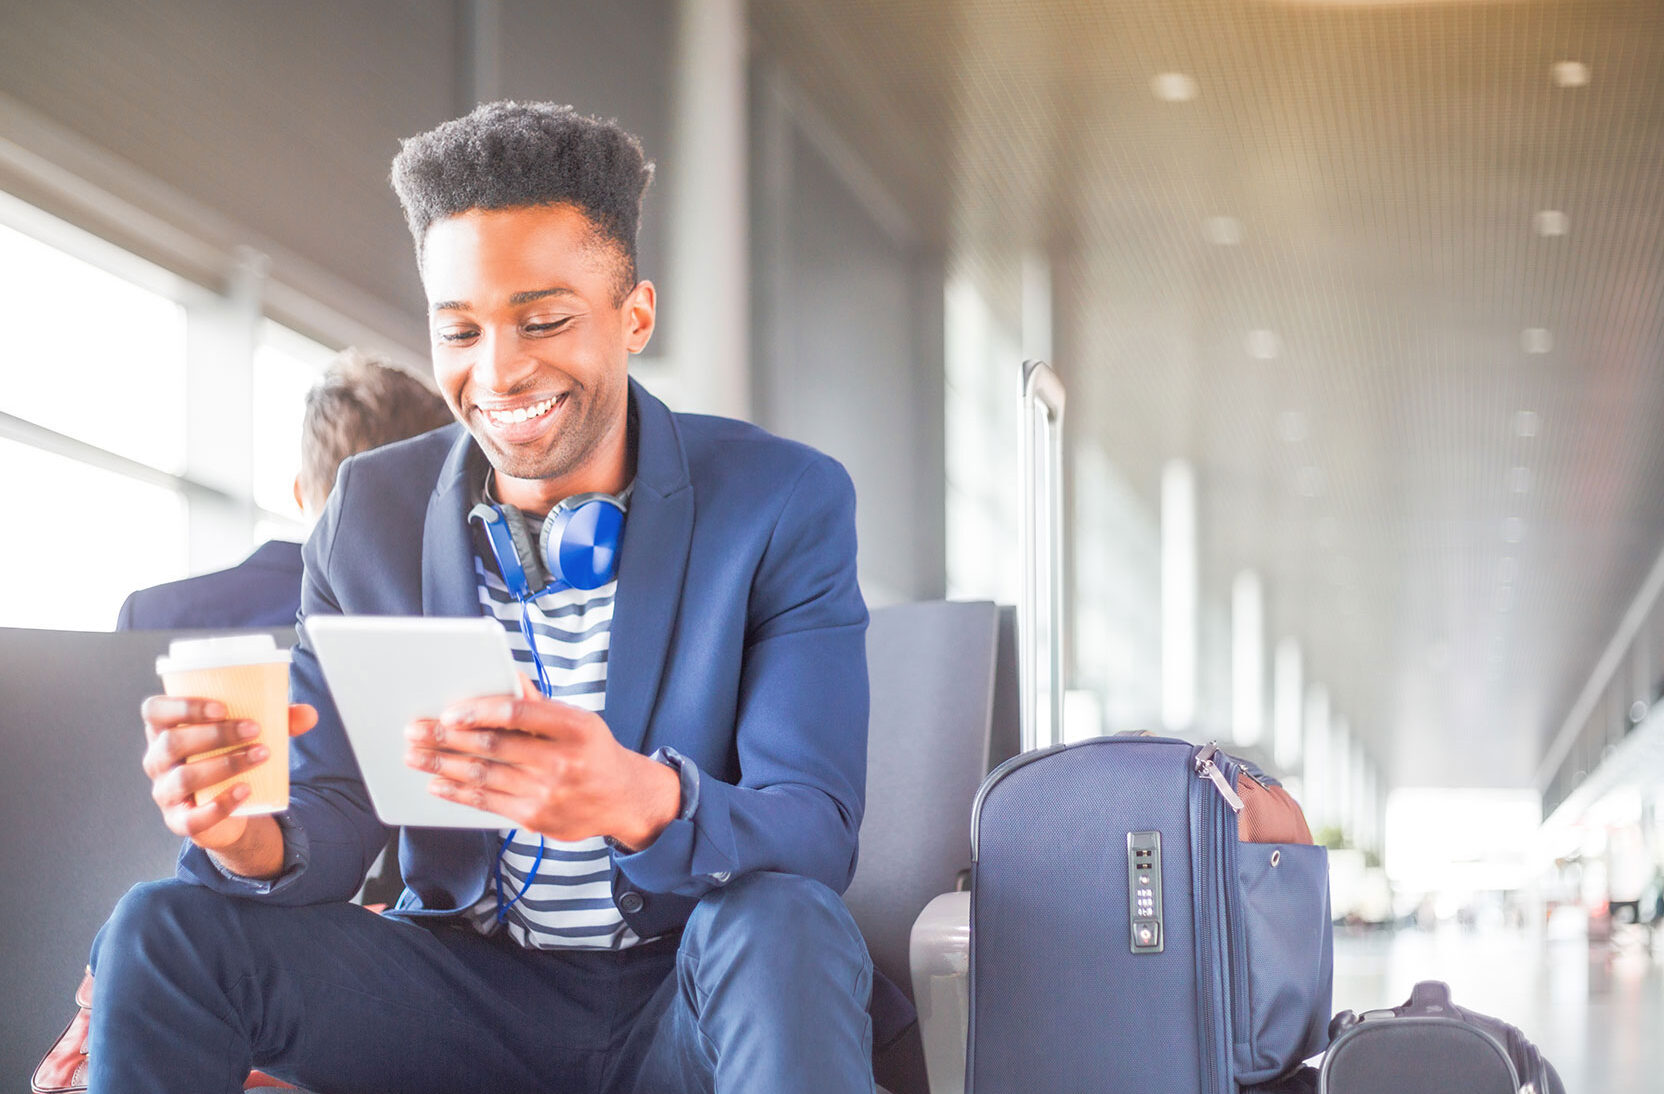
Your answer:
[403,677,681,851]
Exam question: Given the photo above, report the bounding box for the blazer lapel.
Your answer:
[604,381,693,755]
[423,429,489,619]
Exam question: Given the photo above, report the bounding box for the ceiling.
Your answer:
[753,0,1664,787]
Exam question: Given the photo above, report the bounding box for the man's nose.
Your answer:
[475,329,536,393]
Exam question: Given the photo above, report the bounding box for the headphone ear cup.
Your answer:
[541,496,627,590]
[498,505,550,591]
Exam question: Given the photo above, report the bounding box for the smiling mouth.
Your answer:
[481,393,566,427]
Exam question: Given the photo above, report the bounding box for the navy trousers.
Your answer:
[86,871,874,1094]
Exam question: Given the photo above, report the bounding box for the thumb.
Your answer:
[288,703,319,737]
[516,673,541,700]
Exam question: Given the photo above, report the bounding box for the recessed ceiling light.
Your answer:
[1534,210,1569,237]
[1509,466,1532,494]
[1277,410,1308,443]
[1552,61,1590,88]
[1502,517,1525,544]
[1521,328,1553,354]
[1152,72,1199,102]
[1202,216,1243,245]
[1495,585,1516,613]
[1498,556,1520,583]
[1246,329,1281,360]
[1296,466,1325,498]
[1514,410,1540,438]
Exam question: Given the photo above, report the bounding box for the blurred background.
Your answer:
[2,0,1662,1088]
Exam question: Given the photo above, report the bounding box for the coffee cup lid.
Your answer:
[157,634,292,675]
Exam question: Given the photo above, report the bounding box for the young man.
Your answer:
[91,102,874,1093]
[115,349,453,630]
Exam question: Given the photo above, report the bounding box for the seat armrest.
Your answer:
[910,891,971,1094]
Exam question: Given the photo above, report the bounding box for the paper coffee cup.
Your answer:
[157,635,292,816]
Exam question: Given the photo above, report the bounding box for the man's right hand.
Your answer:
[140,696,317,857]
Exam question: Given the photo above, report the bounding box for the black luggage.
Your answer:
[1320,981,1564,1094]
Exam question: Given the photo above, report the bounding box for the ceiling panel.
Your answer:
[755,0,1664,787]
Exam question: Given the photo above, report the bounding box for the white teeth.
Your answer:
[486,395,560,426]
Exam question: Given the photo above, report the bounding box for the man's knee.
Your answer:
[684,871,869,980]
[93,879,242,975]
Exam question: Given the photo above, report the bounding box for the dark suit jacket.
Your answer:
[179,380,871,944]
[116,540,304,631]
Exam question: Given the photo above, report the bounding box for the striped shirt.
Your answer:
[465,553,641,950]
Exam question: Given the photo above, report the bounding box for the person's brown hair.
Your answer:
[297,349,454,511]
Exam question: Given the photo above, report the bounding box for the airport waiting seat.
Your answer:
[8,606,1011,1091]
[847,600,1006,1094]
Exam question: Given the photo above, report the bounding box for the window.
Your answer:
[0,194,339,630]
[944,275,1020,605]
[0,439,188,629]
[0,218,188,474]
[252,319,335,538]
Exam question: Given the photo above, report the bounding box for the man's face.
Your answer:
[423,204,654,504]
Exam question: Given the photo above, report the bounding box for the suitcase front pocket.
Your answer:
[1231,841,1333,1084]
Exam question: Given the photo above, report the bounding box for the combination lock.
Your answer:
[1126,831,1164,954]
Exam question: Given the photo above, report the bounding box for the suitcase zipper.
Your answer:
[1195,743,1244,812]
[1192,743,1239,1094]
[1197,744,1253,1073]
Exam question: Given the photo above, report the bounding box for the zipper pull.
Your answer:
[1195,743,1243,813]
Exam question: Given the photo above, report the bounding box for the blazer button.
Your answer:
[710,871,731,884]
[619,891,645,914]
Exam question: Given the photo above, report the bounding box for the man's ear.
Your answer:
[623,280,656,355]
[292,476,306,515]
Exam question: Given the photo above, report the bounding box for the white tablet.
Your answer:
[304,615,522,829]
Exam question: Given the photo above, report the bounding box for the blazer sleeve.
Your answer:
[613,454,869,898]
[175,461,391,904]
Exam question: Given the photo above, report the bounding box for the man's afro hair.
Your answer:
[390,101,654,294]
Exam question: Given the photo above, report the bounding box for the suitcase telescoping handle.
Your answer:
[1019,359,1066,753]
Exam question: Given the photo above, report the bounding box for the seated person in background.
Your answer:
[116,349,453,630]
[90,101,874,1094]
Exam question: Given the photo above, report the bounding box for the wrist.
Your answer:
[612,753,682,853]
[201,814,283,880]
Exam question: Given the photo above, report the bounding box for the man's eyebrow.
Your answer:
[428,288,576,314]
[508,287,578,306]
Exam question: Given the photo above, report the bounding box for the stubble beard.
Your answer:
[473,384,620,488]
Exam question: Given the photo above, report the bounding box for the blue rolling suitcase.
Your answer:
[967,735,1333,1093]
[969,363,1331,1092]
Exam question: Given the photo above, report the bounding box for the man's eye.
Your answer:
[524,318,571,335]
[435,329,478,344]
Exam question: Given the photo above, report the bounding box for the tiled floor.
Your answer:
[1332,922,1663,1093]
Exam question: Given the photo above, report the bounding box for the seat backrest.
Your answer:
[844,600,1002,1000]
[0,626,292,1083]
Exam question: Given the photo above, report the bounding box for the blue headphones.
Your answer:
[466,487,628,926]
[468,491,628,601]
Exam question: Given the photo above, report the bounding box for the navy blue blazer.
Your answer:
[116,540,304,630]
[179,380,870,943]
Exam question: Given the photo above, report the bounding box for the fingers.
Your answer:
[151,743,272,811]
[404,741,536,797]
[142,695,227,731]
[403,719,539,762]
[142,719,261,779]
[162,783,251,839]
[426,776,525,821]
[435,692,589,741]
